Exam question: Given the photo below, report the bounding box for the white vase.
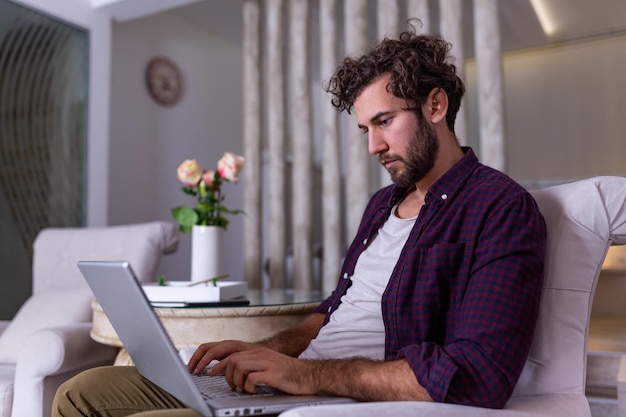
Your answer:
[191,225,224,282]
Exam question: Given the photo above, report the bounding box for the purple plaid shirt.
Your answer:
[315,148,546,408]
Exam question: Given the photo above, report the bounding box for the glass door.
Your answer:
[0,0,88,319]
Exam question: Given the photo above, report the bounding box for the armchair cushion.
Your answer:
[0,287,92,364]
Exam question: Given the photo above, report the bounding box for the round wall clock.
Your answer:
[145,56,184,106]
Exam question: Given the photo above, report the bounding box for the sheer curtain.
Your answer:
[241,0,504,292]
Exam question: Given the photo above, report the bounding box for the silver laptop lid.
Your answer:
[78,260,212,416]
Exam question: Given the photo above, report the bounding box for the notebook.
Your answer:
[77,260,354,417]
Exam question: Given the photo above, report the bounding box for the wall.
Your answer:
[108,10,244,282]
[465,32,626,183]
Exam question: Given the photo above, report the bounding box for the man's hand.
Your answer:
[208,347,318,395]
[188,340,259,375]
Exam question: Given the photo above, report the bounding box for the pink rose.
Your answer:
[177,159,202,186]
[202,170,216,187]
[217,152,245,182]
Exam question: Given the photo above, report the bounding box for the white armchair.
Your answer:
[0,221,179,417]
[280,176,626,417]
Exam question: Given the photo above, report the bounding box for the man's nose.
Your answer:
[368,131,387,155]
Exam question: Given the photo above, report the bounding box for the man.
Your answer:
[53,24,545,416]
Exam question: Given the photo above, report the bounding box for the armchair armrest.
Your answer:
[15,323,117,377]
[11,323,118,417]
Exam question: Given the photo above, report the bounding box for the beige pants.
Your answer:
[53,366,200,417]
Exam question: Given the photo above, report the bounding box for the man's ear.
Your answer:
[423,87,448,125]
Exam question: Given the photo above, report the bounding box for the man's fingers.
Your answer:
[188,342,219,371]
[207,357,227,376]
[243,371,272,394]
[206,347,305,395]
[189,340,256,374]
[218,351,265,392]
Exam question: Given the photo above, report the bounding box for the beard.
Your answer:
[382,116,439,189]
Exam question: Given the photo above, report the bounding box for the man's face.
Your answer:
[354,75,438,188]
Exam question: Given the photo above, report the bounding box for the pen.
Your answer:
[186,274,230,287]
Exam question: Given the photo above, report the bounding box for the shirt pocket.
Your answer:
[424,242,467,269]
[421,242,468,292]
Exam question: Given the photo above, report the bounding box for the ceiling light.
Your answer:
[529,0,557,36]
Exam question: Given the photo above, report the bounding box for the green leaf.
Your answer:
[179,224,193,233]
[171,206,198,233]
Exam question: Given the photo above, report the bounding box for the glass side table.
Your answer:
[91,289,328,365]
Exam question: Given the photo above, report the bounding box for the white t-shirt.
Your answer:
[299,207,416,360]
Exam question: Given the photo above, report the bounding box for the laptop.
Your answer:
[77,260,354,417]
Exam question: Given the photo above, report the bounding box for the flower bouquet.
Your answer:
[172,152,245,233]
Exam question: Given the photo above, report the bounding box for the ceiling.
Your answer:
[495,0,626,52]
[527,0,626,40]
[105,0,626,57]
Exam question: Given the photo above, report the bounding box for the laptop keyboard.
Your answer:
[191,374,274,400]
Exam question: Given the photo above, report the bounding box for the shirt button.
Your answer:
[343,273,349,279]
[441,193,448,200]
[363,238,368,245]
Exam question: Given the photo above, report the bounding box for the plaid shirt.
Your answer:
[315,148,546,408]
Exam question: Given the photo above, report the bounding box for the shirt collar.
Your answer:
[388,147,480,206]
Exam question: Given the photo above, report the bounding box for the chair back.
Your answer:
[512,176,626,398]
[31,221,179,293]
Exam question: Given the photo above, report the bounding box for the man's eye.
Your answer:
[379,118,390,126]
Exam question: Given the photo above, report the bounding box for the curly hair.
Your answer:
[324,22,465,132]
